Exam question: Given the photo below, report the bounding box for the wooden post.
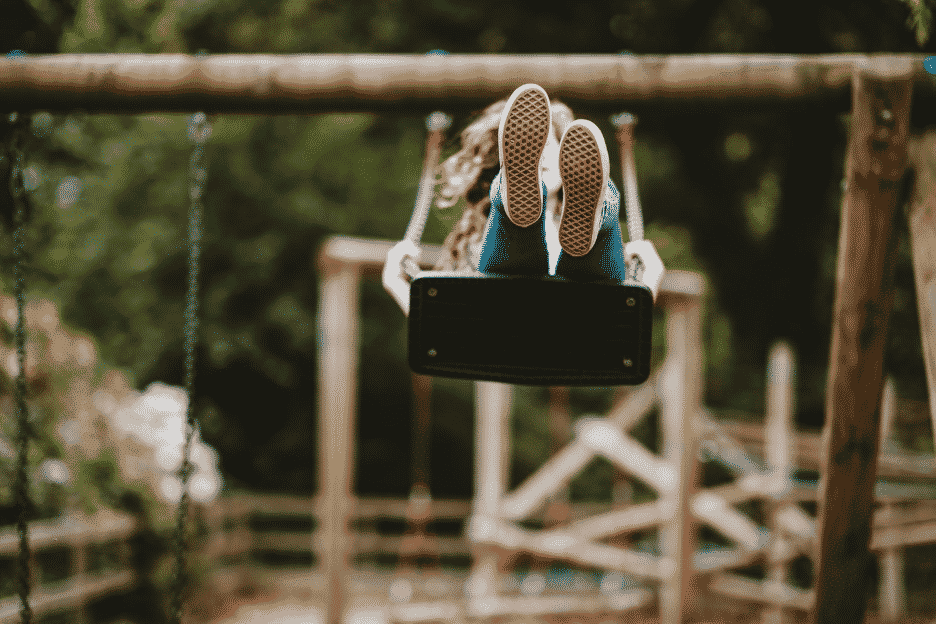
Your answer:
[658,296,703,624]
[763,342,796,624]
[393,372,438,602]
[812,59,912,624]
[877,378,906,623]
[73,536,89,624]
[545,387,571,525]
[411,373,433,494]
[907,131,936,449]
[610,386,635,551]
[317,259,361,624]
[466,382,513,603]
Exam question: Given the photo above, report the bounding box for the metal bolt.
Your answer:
[428,349,437,357]
[428,288,437,297]
[623,359,633,367]
[626,297,635,307]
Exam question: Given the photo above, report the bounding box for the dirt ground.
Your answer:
[192,576,936,624]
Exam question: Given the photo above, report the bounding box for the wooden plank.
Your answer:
[716,420,936,479]
[7,54,936,114]
[871,519,936,549]
[691,492,766,552]
[907,131,936,449]
[0,570,135,624]
[812,60,913,624]
[764,342,796,624]
[709,573,814,612]
[499,441,593,521]
[349,534,468,558]
[0,510,135,554]
[466,381,513,601]
[317,262,361,624]
[579,420,676,494]
[465,589,653,619]
[566,500,668,540]
[355,497,472,519]
[479,519,666,580]
[658,296,704,623]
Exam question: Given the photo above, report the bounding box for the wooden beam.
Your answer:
[658,295,704,624]
[907,132,936,451]
[714,419,936,480]
[317,260,361,624]
[812,60,913,624]
[1,54,935,113]
[764,343,796,624]
[465,382,512,600]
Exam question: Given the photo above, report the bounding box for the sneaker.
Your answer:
[476,85,552,276]
[557,120,609,257]
[498,84,552,227]
[554,121,628,281]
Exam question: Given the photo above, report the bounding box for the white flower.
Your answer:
[95,381,223,506]
[40,459,70,485]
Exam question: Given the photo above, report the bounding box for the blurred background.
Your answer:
[2,0,936,623]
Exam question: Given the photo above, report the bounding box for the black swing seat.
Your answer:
[408,272,653,386]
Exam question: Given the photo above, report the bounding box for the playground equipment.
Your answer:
[315,235,936,624]
[4,54,936,624]
[382,111,663,386]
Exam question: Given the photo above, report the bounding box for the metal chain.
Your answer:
[169,112,209,624]
[7,110,33,624]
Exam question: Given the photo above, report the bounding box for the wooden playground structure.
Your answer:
[2,54,936,624]
[311,235,936,624]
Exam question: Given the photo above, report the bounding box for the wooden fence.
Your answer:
[2,474,935,624]
[0,508,136,624]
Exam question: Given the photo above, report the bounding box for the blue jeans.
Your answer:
[478,172,628,281]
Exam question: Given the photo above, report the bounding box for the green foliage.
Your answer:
[901,0,934,46]
[7,0,934,506]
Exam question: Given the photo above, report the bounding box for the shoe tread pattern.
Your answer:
[559,125,603,257]
[502,89,550,227]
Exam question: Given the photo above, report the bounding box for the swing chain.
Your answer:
[169,111,210,624]
[7,110,34,624]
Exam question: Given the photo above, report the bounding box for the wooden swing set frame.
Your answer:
[3,54,936,624]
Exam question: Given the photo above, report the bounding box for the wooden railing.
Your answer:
[2,477,935,624]
[198,493,475,597]
[0,508,136,624]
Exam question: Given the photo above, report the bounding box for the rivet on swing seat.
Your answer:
[408,273,653,386]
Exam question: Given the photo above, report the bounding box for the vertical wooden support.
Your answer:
[907,131,936,448]
[73,535,89,624]
[545,387,571,525]
[610,387,634,552]
[812,59,912,624]
[877,378,906,623]
[467,382,513,601]
[411,373,433,494]
[317,259,361,624]
[658,296,703,624]
[763,342,796,624]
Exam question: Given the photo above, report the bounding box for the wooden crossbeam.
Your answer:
[1,54,935,113]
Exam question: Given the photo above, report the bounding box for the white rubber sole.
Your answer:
[558,119,610,257]
[498,84,551,227]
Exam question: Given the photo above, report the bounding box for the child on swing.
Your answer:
[384,83,664,312]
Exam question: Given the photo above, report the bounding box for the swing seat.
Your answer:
[408,273,653,386]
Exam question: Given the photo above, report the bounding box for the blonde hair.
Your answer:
[433,99,575,271]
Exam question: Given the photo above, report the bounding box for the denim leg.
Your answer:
[477,172,550,276]
[553,180,629,281]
